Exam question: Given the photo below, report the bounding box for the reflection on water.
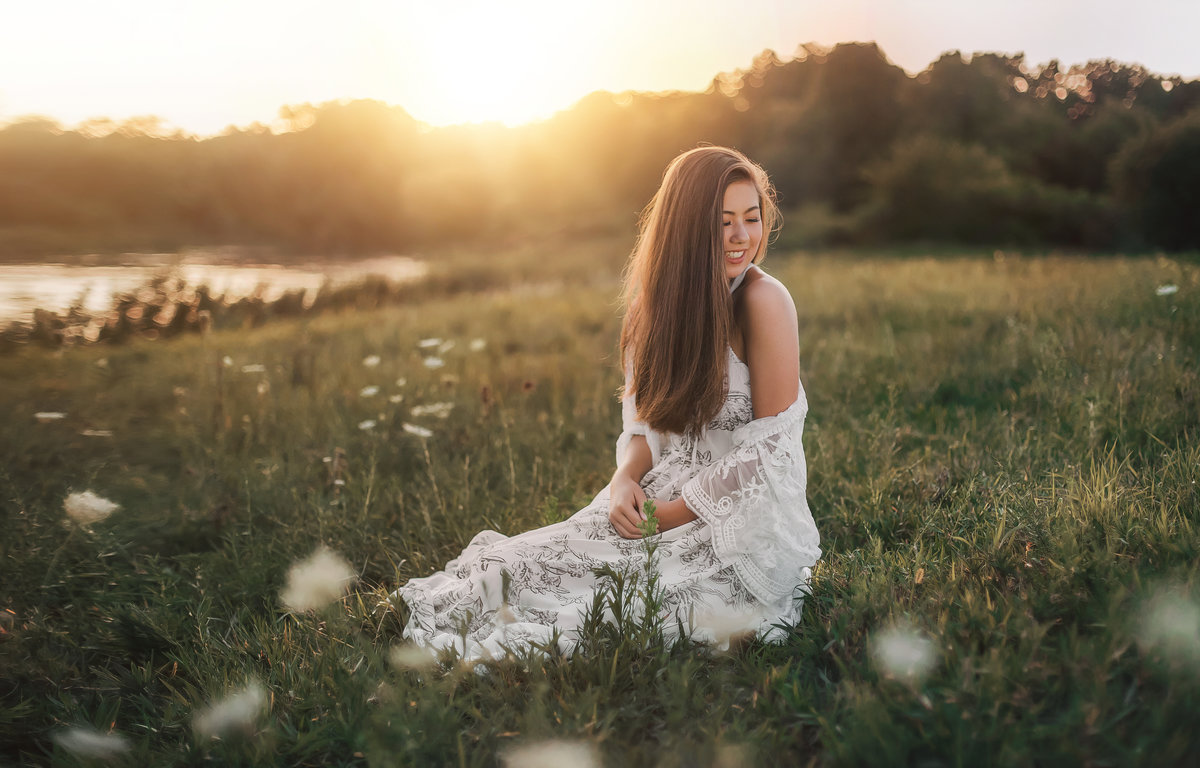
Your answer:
[0,253,427,324]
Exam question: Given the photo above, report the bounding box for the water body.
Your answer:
[0,251,427,324]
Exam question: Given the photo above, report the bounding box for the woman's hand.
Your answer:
[608,470,648,539]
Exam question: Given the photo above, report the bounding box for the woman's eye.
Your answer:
[747,218,760,224]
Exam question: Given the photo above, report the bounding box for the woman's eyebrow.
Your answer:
[722,205,761,215]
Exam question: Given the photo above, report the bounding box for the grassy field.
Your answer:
[1,241,1198,766]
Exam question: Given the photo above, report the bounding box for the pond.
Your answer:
[0,250,427,325]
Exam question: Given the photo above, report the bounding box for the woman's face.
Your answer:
[721,180,762,282]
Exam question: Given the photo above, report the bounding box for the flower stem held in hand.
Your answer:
[637,499,658,538]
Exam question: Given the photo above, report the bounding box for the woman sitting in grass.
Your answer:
[393,146,821,659]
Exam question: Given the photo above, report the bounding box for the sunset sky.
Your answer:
[3,0,1198,135]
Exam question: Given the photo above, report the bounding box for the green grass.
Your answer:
[1,245,1198,766]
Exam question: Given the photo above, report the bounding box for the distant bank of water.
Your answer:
[0,251,427,324]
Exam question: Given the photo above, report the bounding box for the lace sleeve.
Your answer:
[615,361,648,467]
[680,386,821,604]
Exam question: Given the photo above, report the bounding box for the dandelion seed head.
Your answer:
[1137,588,1200,663]
[362,355,381,367]
[501,739,601,768]
[871,625,936,682]
[53,727,130,759]
[410,402,454,419]
[35,412,67,421]
[358,419,377,431]
[63,491,119,526]
[402,423,433,438]
[1156,284,1180,296]
[359,385,380,397]
[423,357,445,369]
[193,681,268,738]
[417,337,442,349]
[280,547,356,612]
[469,338,487,352]
[389,643,437,669]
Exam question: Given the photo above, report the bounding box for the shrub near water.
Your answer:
[0,248,1198,765]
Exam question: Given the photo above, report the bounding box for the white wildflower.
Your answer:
[389,643,437,670]
[80,429,114,437]
[388,394,404,404]
[358,419,377,431]
[417,337,442,349]
[402,423,433,438]
[1137,588,1200,663]
[333,479,346,487]
[423,357,445,369]
[256,381,270,396]
[63,491,119,526]
[222,355,233,367]
[501,739,601,768]
[35,412,66,421]
[241,364,266,373]
[53,727,130,759]
[362,355,381,367]
[871,624,936,682]
[410,402,454,419]
[1156,284,1179,296]
[469,338,487,352]
[437,340,456,355]
[193,681,268,738]
[280,547,356,612]
[95,358,109,368]
[395,377,407,387]
[359,385,380,397]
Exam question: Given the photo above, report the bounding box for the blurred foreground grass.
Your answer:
[1,245,1199,766]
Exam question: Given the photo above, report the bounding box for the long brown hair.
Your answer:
[620,146,779,435]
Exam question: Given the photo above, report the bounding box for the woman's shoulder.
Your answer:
[737,268,798,334]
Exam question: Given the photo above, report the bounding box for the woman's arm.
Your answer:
[654,275,801,533]
[610,434,652,538]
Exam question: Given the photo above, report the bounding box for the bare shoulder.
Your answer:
[738,269,798,339]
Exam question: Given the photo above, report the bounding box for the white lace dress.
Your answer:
[392,349,821,660]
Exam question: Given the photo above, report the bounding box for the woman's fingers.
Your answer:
[609,499,644,538]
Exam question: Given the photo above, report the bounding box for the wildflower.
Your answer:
[388,394,404,404]
[437,340,456,355]
[469,338,487,352]
[193,681,268,738]
[53,727,130,759]
[80,429,114,438]
[222,356,233,367]
[417,337,442,349]
[389,643,437,670]
[359,385,380,397]
[1157,284,1179,296]
[358,419,377,431]
[871,624,936,682]
[395,377,407,387]
[423,357,445,369]
[35,412,67,422]
[241,364,266,373]
[1137,588,1200,663]
[63,491,119,526]
[410,402,454,419]
[257,381,270,396]
[280,547,356,612]
[362,355,381,367]
[501,739,601,768]
[402,423,433,438]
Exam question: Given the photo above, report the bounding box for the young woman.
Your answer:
[392,146,821,659]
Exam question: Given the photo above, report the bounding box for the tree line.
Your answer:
[2,42,1199,257]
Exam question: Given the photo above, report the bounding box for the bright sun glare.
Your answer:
[386,2,609,126]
